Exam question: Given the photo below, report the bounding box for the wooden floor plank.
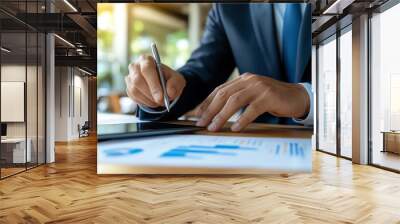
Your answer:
[0,132,400,223]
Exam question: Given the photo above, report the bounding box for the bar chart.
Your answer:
[160,144,256,159]
[104,148,143,157]
[98,134,312,174]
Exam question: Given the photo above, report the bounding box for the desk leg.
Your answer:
[382,133,386,153]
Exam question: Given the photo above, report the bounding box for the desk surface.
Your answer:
[1,137,27,143]
[1,122,400,223]
[381,131,400,134]
[176,121,312,138]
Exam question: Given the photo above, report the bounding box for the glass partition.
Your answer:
[317,35,337,154]
[27,30,38,169]
[1,30,28,177]
[0,1,46,179]
[339,28,352,158]
[370,3,400,171]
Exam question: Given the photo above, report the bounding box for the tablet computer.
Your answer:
[97,122,203,141]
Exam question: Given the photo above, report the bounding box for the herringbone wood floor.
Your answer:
[1,125,400,224]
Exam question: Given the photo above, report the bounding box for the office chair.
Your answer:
[78,121,90,138]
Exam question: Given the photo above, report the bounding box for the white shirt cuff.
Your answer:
[293,82,313,126]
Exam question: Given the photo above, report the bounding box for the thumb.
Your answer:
[166,73,186,100]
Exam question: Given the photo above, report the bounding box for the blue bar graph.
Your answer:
[274,143,305,158]
[289,143,293,156]
[183,145,256,150]
[104,148,143,157]
[275,144,280,155]
[160,144,256,158]
[288,143,304,158]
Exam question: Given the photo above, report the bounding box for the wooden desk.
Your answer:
[382,131,400,154]
[1,123,400,223]
[176,121,312,138]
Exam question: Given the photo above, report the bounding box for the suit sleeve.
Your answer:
[138,4,236,121]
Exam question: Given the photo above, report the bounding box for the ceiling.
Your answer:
[0,0,97,74]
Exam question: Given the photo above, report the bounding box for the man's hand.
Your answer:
[195,73,310,132]
[125,55,186,108]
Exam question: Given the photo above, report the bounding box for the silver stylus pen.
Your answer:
[151,42,170,112]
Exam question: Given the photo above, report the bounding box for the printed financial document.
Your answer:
[98,135,312,174]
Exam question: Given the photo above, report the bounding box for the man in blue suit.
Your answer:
[125,3,312,132]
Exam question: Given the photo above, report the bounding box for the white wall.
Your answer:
[1,65,26,139]
[71,74,89,138]
[1,65,41,138]
[54,67,89,141]
[54,66,70,141]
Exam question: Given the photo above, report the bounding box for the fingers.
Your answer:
[129,63,154,99]
[127,86,159,108]
[196,79,245,127]
[207,89,255,132]
[126,55,187,109]
[125,75,159,108]
[127,63,160,107]
[196,78,240,117]
[231,99,266,132]
[139,55,163,104]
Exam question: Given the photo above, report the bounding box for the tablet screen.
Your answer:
[98,122,202,141]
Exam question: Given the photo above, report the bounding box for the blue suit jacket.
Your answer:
[139,3,311,125]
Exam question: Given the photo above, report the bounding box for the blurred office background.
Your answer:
[97,3,211,116]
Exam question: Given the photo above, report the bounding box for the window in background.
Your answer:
[317,36,337,154]
[371,2,400,171]
[129,6,189,69]
[339,28,352,158]
[97,3,119,98]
